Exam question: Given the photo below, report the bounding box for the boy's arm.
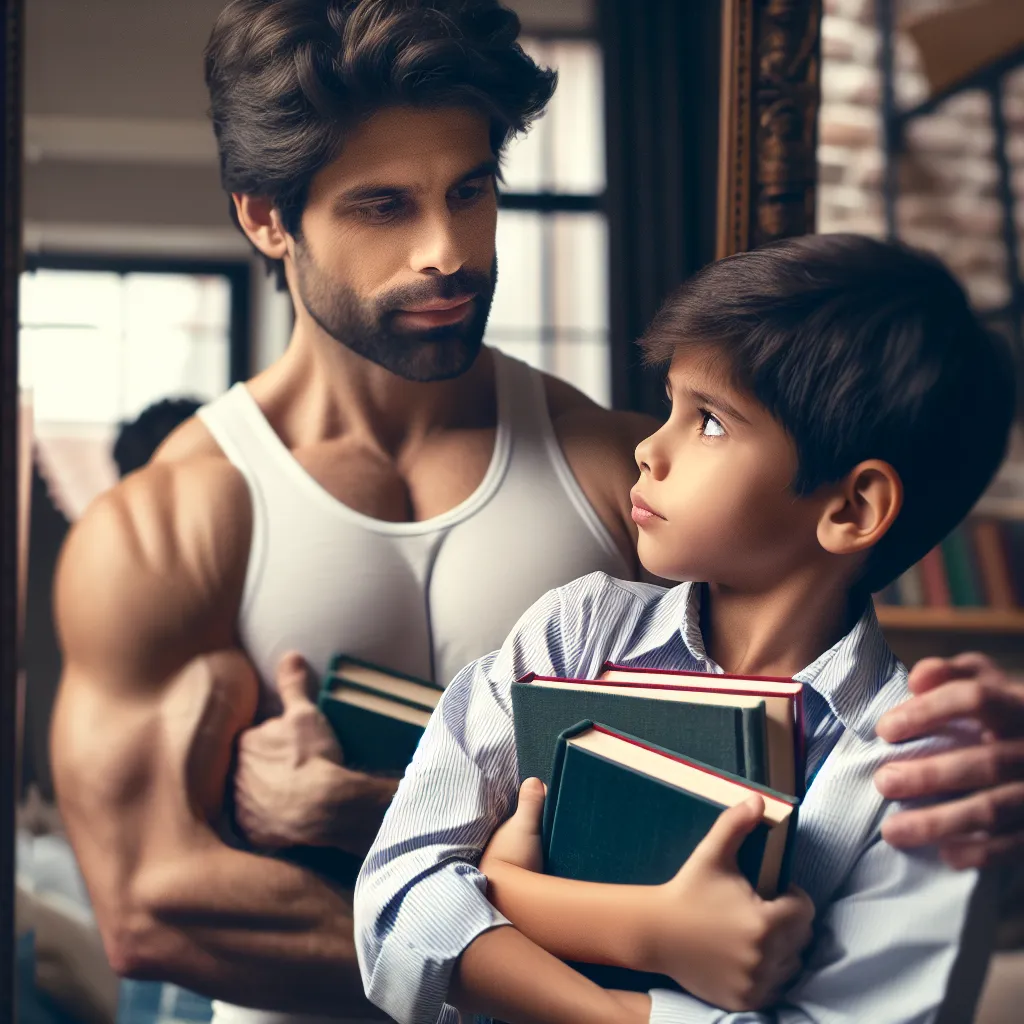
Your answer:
[353,583,648,1024]
[634,809,999,1023]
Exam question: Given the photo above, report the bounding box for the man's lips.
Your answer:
[393,295,476,328]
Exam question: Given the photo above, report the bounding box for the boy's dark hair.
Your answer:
[204,0,556,289]
[113,397,204,478]
[638,233,1017,594]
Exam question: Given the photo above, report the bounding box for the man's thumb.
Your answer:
[511,777,547,834]
[693,795,764,868]
[275,652,315,708]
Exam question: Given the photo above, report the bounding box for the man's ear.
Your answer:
[232,194,289,261]
[817,460,903,557]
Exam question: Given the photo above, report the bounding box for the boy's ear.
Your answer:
[232,193,290,261]
[816,460,903,557]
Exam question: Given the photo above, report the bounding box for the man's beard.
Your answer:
[293,242,497,383]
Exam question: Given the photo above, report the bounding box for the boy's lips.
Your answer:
[630,490,664,524]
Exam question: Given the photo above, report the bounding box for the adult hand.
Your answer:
[233,651,351,850]
[646,796,814,1011]
[875,652,1024,869]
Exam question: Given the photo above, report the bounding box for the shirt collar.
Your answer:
[631,581,896,734]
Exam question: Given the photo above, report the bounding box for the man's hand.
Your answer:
[234,652,347,850]
[480,777,547,877]
[647,797,814,1012]
[875,651,1024,869]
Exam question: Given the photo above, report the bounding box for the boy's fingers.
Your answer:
[692,795,764,868]
[510,777,547,832]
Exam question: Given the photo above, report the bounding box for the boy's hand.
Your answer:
[643,796,814,1012]
[480,777,547,875]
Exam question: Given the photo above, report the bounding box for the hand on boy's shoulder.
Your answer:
[874,652,1024,869]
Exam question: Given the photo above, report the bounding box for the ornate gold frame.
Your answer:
[717,0,822,259]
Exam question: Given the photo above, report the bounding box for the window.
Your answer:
[485,37,609,406]
[18,257,249,516]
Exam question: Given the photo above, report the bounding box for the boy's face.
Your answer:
[632,349,827,589]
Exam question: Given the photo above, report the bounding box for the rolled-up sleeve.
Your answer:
[353,579,600,1024]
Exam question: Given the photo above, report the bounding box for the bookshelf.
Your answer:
[877,606,1024,633]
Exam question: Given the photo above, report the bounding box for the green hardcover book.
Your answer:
[544,721,799,992]
[512,674,770,789]
[318,655,443,773]
[941,527,983,607]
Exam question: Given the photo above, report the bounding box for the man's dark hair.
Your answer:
[204,0,556,289]
[113,397,204,478]
[638,233,1017,595]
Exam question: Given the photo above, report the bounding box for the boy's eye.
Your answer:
[700,411,726,437]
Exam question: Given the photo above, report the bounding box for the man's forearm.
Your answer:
[126,834,383,1015]
[450,925,649,1024]
[485,862,656,971]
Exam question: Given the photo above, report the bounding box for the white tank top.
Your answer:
[198,348,630,1024]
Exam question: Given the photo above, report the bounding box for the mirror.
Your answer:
[1,2,820,1022]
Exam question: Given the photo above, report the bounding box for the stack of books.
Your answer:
[512,662,805,990]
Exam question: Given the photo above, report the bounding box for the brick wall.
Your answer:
[818,0,1024,314]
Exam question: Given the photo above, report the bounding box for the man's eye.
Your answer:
[358,199,405,222]
[451,178,490,204]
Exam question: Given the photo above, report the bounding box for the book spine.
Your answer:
[1002,520,1024,607]
[777,803,800,894]
[971,518,1016,609]
[541,720,591,863]
[941,528,982,606]
[740,707,768,787]
[918,546,952,606]
[896,562,925,606]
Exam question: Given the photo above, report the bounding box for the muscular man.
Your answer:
[50,3,1024,1024]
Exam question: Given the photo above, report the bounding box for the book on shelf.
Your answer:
[513,664,803,797]
[317,655,442,773]
[542,720,800,992]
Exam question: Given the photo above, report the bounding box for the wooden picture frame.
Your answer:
[1,0,23,1017]
[717,0,822,259]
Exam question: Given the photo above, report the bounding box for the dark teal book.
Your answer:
[512,673,769,788]
[543,721,800,992]
[941,527,983,607]
[317,655,442,773]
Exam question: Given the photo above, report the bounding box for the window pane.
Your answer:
[19,268,232,429]
[488,210,544,335]
[486,209,611,408]
[122,273,231,420]
[500,38,604,194]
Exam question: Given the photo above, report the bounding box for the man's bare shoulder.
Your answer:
[55,458,252,686]
[153,412,227,464]
[541,372,662,462]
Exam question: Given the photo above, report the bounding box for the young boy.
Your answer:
[352,234,1016,1024]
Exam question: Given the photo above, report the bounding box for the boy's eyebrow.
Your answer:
[688,388,752,425]
[335,159,499,205]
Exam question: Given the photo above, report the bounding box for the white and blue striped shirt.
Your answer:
[353,573,998,1024]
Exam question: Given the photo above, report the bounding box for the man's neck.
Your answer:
[699,572,860,679]
[249,321,497,458]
